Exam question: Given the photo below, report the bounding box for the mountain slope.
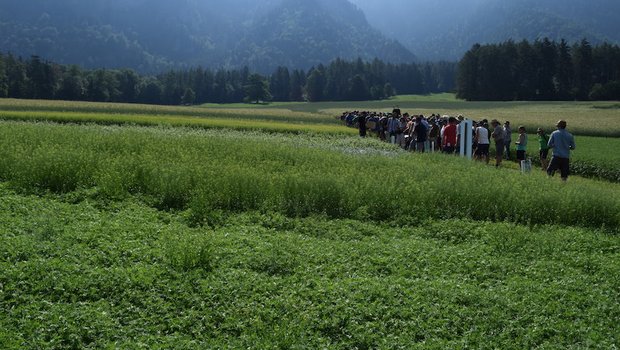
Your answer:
[351,0,620,61]
[229,0,414,69]
[0,0,414,73]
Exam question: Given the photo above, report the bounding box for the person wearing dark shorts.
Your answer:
[540,148,549,164]
[476,144,490,156]
[474,122,490,164]
[547,120,576,182]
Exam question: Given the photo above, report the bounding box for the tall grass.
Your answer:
[0,121,618,230]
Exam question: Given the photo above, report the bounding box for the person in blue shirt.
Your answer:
[547,120,576,182]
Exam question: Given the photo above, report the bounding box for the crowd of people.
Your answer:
[340,109,576,181]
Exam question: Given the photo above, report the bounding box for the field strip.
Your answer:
[1,121,618,230]
[0,98,335,123]
[0,110,355,135]
[318,106,620,138]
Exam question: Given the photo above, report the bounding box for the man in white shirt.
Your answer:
[474,122,490,164]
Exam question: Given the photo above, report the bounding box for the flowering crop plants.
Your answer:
[0,98,350,135]
[0,102,619,349]
[0,122,618,228]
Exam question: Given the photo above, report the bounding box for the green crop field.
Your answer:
[0,96,619,349]
[203,93,620,138]
[319,99,620,138]
[1,97,619,182]
[0,99,348,135]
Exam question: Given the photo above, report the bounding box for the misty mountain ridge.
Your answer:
[1,0,618,72]
[0,0,413,73]
[351,0,620,61]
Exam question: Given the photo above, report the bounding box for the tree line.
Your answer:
[0,53,456,105]
[456,38,620,101]
[303,59,456,102]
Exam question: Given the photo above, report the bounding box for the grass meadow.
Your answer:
[0,96,619,348]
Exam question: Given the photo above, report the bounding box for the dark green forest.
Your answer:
[0,53,456,105]
[456,39,620,101]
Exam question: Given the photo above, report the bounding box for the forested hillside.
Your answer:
[0,0,413,73]
[0,53,455,105]
[351,0,620,61]
[456,39,620,101]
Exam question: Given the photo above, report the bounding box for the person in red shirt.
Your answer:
[442,117,458,154]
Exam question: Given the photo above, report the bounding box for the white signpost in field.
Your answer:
[459,119,473,160]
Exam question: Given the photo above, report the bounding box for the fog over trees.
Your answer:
[2,0,619,70]
[351,0,620,60]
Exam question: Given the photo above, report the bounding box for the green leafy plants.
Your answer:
[0,122,618,229]
[0,98,619,348]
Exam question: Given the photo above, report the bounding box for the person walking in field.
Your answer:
[358,112,367,138]
[537,128,550,171]
[515,125,528,170]
[397,114,408,147]
[387,110,401,144]
[547,120,576,182]
[474,122,490,163]
[421,116,431,152]
[379,114,388,141]
[428,121,440,152]
[442,117,458,153]
[503,121,512,160]
[413,116,428,152]
[491,119,505,167]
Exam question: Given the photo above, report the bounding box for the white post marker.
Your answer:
[459,119,474,160]
[521,158,532,174]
